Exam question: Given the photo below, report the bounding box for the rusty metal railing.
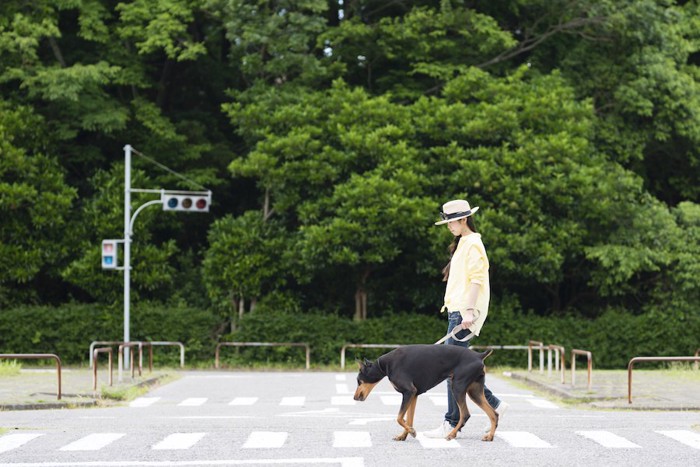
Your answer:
[547,345,566,384]
[528,341,545,373]
[90,340,184,370]
[0,353,62,400]
[695,349,699,371]
[571,349,593,389]
[340,344,402,369]
[149,341,185,368]
[215,342,310,369]
[117,342,144,382]
[627,355,700,404]
[92,347,113,392]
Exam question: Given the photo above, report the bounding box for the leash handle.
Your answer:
[433,308,481,345]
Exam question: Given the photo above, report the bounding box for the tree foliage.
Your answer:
[0,0,698,334]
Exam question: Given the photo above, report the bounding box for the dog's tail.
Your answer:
[479,349,494,361]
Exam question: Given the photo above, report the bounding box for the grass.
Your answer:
[0,360,21,376]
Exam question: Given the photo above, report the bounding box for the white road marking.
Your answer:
[380,395,402,405]
[242,431,287,449]
[527,399,559,409]
[331,396,356,405]
[335,374,347,381]
[497,431,553,448]
[349,416,395,425]
[0,434,43,454]
[152,433,206,450]
[336,383,350,394]
[178,398,207,407]
[60,433,125,451]
[576,431,641,448]
[656,430,700,449]
[280,396,305,406]
[427,395,447,407]
[333,431,372,448]
[416,433,460,448]
[229,397,258,406]
[129,397,160,407]
[0,458,365,466]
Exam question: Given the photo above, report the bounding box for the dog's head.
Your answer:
[353,358,385,401]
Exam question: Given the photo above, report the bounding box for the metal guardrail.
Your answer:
[117,342,143,382]
[215,342,311,370]
[92,347,113,392]
[547,345,566,384]
[528,341,545,373]
[571,349,593,389]
[0,353,62,400]
[696,349,700,371]
[90,340,184,370]
[149,341,186,368]
[340,344,402,369]
[627,355,700,404]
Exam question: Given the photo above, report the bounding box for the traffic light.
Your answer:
[161,191,211,212]
[101,240,119,269]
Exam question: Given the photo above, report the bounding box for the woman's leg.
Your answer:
[444,312,470,427]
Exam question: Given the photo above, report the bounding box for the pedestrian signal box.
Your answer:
[101,239,120,269]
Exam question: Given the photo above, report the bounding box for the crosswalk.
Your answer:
[1,429,698,454]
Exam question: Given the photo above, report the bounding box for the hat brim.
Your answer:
[434,206,479,225]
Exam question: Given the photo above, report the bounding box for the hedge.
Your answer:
[1,303,697,369]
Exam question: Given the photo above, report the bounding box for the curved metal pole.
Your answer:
[129,199,162,235]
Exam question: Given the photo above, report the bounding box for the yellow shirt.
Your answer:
[441,233,490,336]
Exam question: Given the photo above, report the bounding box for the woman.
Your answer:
[423,199,509,438]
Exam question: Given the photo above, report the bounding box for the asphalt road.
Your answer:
[1,371,699,467]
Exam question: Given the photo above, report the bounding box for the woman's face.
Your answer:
[447,218,465,236]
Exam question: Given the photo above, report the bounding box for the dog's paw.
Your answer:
[393,432,408,441]
[409,427,416,438]
[482,433,494,442]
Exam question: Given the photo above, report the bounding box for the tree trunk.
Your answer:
[353,268,371,321]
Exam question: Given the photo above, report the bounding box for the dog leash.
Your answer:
[433,309,480,345]
[434,327,475,345]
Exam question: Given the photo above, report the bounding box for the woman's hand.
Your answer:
[461,309,475,329]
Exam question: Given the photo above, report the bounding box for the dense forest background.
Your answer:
[1,1,699,351]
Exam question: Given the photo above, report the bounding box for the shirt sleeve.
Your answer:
[466,245,487,285]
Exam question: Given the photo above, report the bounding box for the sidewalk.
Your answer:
[0,367,174,411]
[507,368,700,411]
[0,366,698,411]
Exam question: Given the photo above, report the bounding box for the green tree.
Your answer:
[0,102,77,306]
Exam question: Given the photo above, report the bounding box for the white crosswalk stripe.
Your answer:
[0,433,43,454]
[60,433,125,451]
[527,398,559,409]
[152,432,206,450]
[178,397,208,406]
[576,431,641,448]
[129,397,160,407]
[242,431,287,449]
[331,395,355,405]
[280,396,305,406]
[497,431,553,448]
[229,397,258,406]
[333,431,371,448]
[416,433,460,448]
[656,430,700,449]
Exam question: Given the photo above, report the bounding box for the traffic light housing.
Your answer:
[161,191,211,212]
[101,240,119,269]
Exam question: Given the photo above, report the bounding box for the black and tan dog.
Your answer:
[354,344,498,442]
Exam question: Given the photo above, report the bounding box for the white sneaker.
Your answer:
[484,401,509,433]
[423,420,453,439]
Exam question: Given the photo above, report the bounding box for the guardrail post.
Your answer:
[92,348,113,392]
[0,354,62,400]
[571,349,593,390]
[528,341,544,373]
[627,355,700,403]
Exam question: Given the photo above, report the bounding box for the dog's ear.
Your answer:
[357,358,372,369]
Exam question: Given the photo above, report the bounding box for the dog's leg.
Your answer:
[393,392,417,441]
[446,383,470,440]
[467,381,497,442]
[405,395,418,438]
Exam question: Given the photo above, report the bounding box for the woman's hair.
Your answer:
[441,216,478,281]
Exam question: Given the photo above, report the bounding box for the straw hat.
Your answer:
[434,199,479,225]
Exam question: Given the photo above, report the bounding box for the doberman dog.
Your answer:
[353,344,498,442]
